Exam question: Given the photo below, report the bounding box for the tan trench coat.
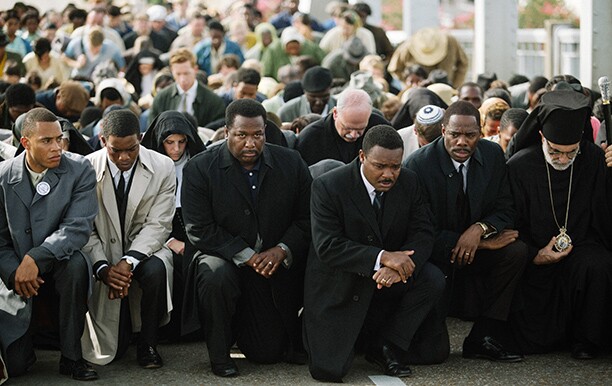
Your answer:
[81,146,176,365]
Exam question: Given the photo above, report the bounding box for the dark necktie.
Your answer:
[116,173,127,229]
[373,190,383,226]
[456,165,470,231]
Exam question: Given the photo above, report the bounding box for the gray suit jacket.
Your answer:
[0,152,98,352]
[277,95,336,123]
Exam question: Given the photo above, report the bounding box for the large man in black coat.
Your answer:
[181,99,312,377]
[405,101,527,362]
[304,125,446,382]
[296,89,389,166]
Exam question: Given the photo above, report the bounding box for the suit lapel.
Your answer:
[436,140,462,228]
[347,160,382,241]
[31,167,61,206]
[8,154,33,207]
[124,158,151,231]
[100,166,123,240]
[466,146,485,220]
[220,143,255,209]
[380,187,399,238]
[170,86,181,111]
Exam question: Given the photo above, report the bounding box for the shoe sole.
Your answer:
[59,368,99,381]
[140,363,163,369]
[463,353,523,363]
[364,355,412,377]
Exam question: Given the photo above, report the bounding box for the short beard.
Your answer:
[542,141,575,171]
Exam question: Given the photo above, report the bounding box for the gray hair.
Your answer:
[336,89,372,113]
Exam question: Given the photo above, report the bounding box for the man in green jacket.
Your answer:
[148,48,225,128]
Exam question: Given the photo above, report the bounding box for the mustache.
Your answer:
[379,178,394,184]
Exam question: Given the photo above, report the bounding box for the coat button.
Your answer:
[25,228,31,234]
[352,295,359,301]
[244,209,251,215]
[367,235,374,242]
[110,238,116,243]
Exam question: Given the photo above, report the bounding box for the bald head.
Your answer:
[336,88,372,113]
[334,89,373,142]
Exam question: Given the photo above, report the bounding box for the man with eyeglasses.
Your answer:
[506,90,612,360]
[405,101,528,364]
[297,89,389,166]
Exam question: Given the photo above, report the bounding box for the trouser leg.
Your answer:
[404,299,450,364]
[132,256,168,347]
[47,252,89,361]
[196,255,241,364]
[477,240,528,321]
[4,334,35,377]
[235,268,287,364]
[366,263,446,351]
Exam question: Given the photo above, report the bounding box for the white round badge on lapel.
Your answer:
[36,181,51,196]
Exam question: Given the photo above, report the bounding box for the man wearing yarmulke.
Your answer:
[397,104,445,161]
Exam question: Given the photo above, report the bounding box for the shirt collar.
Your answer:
[24,157,48,184]
[106,151,137,179]
[240,157,262,174]
[359,163,377,198]
[177,79,198,96]
[451,157,471,172]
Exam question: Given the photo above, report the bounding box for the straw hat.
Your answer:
[408,28,448,67]
[427,83,457,106]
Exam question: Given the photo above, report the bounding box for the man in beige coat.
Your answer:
[388,28,468,89]
[81,110,175,369]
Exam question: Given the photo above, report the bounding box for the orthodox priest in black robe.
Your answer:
[506,89,612,359]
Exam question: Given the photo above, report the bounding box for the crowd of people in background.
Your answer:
[1,0,612,383]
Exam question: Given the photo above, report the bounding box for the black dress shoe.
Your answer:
[463,336,524,363]
[572,343,598,360]
[137,344,163,369]
[211,360,239,377]
[59,357,99,381]
[365,344,412,378]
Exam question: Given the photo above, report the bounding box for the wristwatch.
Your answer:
[122,258,134,271]
[476,222,496,239]
[277,244,288,258]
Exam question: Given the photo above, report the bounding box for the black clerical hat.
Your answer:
[539,90,591,145]
[507,89,593,157]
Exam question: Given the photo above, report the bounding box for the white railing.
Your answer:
[387,27,581,81]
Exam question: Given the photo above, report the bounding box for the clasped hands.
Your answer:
[373,250,416,289]
[246,246,287,278]
[99,259,133,300]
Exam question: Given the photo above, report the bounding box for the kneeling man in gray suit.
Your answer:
[304,125,446,382]
[0,108,99,381]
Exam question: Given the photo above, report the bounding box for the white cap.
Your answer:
[280,27,304,46]
[416,105,444,125]
[146,5,167,22]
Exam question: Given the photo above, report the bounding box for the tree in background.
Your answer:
[519,0,579,28]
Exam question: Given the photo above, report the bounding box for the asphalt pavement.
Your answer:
[6,318,612,385]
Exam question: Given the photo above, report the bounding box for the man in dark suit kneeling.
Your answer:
[304,125,446,382]
[181,99,312,377]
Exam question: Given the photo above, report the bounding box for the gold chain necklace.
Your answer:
[545,161,573,252]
